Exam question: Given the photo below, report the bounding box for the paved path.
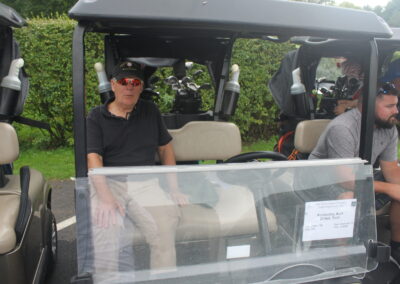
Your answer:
[46,179,77,284]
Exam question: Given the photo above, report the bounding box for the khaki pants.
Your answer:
[90,177,180,278]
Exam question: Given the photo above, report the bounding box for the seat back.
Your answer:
[294,119,331,154]
[0,122,21,254]
[0,122,19,165]
[168,121,242,161]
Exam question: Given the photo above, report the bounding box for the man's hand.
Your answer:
[95,195,125,228]
[169,191,189,206]
[88,153,126,227]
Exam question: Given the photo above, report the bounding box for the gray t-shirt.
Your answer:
[309,108,398,165]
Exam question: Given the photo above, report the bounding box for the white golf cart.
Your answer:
[68,0,396,283]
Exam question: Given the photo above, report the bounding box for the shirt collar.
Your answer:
[100,97,142,120]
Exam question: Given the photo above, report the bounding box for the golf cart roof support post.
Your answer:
[359,39,378,164]
[0,27,14,81]
[72,23,88,178]
[214,44,233,120]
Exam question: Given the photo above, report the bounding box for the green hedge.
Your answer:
[14,16,294,148]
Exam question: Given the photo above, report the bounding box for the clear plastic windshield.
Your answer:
[75,158,377,283]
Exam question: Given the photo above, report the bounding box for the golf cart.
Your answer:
[269,26,400,280]
[0,2,57,284]
[270,29,400,160]
[69,0,395,283]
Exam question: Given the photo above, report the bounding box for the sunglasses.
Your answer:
[378,82,397,95]
[116,78,142,87]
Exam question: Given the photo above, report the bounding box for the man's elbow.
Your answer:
[87,153,103,169]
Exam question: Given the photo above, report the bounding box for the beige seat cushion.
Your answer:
[0,168,46,254]
[132,185,277,244]
[0,122,19,164]
[169,121,242,161]
[0,193,20,254]
[294,119,331,154]
[2,168,47,206]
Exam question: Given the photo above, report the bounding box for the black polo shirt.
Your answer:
[86,99,172,167]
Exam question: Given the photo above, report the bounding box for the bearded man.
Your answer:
[310,83,400,262]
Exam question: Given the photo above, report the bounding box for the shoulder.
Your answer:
[87,105,103,119]
[328,109,359,130]
[139,99,158,109]
[324,111,359,140]
[137,99,161,115]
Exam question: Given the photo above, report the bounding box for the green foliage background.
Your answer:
[14,16,105,148]
[13,17,293,148]
[1,0,77,17]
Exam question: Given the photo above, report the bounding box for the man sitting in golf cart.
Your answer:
[309,83,400,262]
[86,61,188,275]
[333,58,364,115]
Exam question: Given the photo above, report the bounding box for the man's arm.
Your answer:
[158,143,176,165]
[375,160,400,201]
[157,143,189,205]
[381,160,400,184]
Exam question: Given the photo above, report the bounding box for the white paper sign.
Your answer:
[302,199,357,242]
[226,245,251,259]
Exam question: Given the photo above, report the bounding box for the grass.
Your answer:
[242,138,277,152]
[13,147,75,180]
[11,138,400,180]
[12,138,278,179]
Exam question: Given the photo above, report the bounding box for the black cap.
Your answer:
[111,61,144,80]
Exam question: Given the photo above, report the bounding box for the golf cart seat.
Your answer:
[0,125,56,283]
[133,121,277,244]
[0,122,48,255]
[294,119,331,154]
[169,121,242,161]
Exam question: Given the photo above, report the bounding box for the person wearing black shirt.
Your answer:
[86,61,187,276]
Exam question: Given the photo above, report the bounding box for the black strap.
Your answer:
[15,166,31,242]
[13,116,50,130]
[0,166,8,187]
[0,114,50,130]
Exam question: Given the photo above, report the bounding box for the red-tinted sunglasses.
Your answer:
[116,78,142,87]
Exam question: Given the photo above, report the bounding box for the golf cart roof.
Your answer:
[0,2,26,28]
[289,28,400,74]
[377,27,400,56]
[378,27,400,43]
[68,0,392,40]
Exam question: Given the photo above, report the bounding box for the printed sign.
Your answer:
[226,245,251,259]
[302,199,357,242]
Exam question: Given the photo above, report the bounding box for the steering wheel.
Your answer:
[222,151,288,182]
[224,151,288,163]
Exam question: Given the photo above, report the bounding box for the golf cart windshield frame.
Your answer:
[70,0,391,178]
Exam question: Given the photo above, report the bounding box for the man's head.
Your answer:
[375,83,399,129]
[110,61,145,108]
[341,58,363,80]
